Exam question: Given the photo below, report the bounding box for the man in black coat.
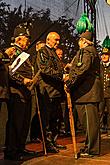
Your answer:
[36,32,66,153]
[0,51,9,106]
[64,31,103,157]
[99,47,110,135]
[4,23,37,161]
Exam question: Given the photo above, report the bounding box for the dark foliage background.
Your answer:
[0,0,80,63]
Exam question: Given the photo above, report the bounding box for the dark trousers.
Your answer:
[5,93,32,156]
[76,103,100,154]
[99,98,110,134]
[30,112,41,140]
[39,93,60,145]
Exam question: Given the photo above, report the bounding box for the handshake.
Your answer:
[63,73,69,82]
[63,62,72,82]
[63,73,70,92]
[64,63,72,73]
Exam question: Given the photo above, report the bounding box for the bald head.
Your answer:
[46,32,60,49]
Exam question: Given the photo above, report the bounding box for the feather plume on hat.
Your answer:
[76,13,94,34]
[102,36,110,55]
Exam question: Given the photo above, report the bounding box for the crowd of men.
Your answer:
[0,21,110,161]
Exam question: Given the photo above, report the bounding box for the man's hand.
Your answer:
[64,63,72,72]
[64,84,69,93]
[23,78,32,86]
[63,74,69,82]
[63,74,70,93]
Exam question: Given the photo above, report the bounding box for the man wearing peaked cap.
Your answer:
[4,22,37,161]
[12,22,31,40]
[99,36,110,136]
[10,22,32,51]
[79,31,93,42]
[64,13,103,158]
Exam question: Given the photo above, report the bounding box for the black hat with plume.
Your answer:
[76,13,94,41]
[102,36,110,55]
[76,13,94,34]
[12,21,32,41]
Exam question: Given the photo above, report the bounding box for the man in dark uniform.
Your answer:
[99,41,110,135]
[30,40,45,143]
[64,31,102,157]
[36,32,66,153]
[0,51,9,108]
[0,51,9,153]
[55,48,66,136]
[4,23,36,161]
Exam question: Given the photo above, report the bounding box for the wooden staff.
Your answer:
[27,69,41,91]
[27,70,47,155]
[11,69,47,155]
[64,85,78,159]
[34,87,47,156]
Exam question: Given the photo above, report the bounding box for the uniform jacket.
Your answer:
[100,62,110,98]
[36,45,64,99]
[8,46,33,100]
[0,63,9,100]
[66,45,103,103]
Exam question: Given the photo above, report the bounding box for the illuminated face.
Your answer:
[78,38,85,48]
[36,42,45,51]
[56,49,63,59]
[47,32,60,49]
[101,54,109,63]
[15,36,30,50]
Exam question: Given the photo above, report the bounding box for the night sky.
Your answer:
[3,0,110,43]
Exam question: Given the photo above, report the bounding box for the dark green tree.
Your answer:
[0,0,33,49]
[54,16,79,63]
[0,0,10,49]
[0,0,79,63]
